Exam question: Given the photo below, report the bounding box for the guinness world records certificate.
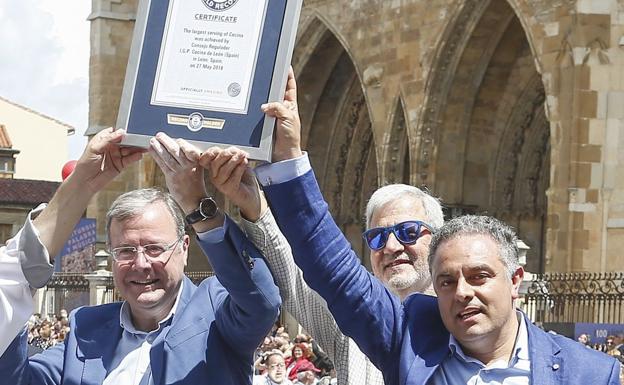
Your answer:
[117,0,303,161]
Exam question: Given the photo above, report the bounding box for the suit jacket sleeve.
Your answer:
[196,215,281,357]
[0,326,66,385]
[240,208,347,364]
[263,169,403,373]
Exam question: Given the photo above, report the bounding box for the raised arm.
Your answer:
[149,135,280,355]
[0,213,45,356]
[197,146,350,362]
[241,204,350,364]
[255,69,403,377]
[0,128,144,383]
[34,128,144,264]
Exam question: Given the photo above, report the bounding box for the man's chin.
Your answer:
[131,290,165,306]
[386,272,417,290]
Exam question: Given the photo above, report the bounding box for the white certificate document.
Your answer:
[151,0,268,114]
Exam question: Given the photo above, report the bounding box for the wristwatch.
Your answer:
[185,197,218,225]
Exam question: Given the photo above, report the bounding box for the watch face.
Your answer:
[199,197,218,219]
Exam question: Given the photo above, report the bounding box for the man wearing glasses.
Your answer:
[253,351,293,385]
[0,129,281,385]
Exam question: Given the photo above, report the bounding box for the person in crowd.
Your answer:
[284,343,321,381]
[209,70,621,384]
[577,333,591,346]
[0,128,281,384]
[614,333,624,362]
[295,335,333,378]
[30,321,54,351]
[254,350,293,385]
[205,68,442,385]
[293,370,319,385]
[606,335,622,359]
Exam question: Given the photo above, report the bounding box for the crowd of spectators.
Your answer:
[577,333,624,361]
[577,332,624,383]
[26,309,70,356]
[254,323,336,385]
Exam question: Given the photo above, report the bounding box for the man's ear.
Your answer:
[510,266,524,299]
[182,235,190,267]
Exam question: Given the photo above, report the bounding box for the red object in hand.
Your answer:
[61,160,77,181]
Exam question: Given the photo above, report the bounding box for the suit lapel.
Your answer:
[401,294,450,385]
[75,315,123,385]
[526,315,563,385]
[150,277,197,385]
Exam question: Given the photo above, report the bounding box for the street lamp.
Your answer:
[94,249,110,272]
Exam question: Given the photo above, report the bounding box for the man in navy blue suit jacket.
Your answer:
[217,70,620,384]
[0,129,281,385]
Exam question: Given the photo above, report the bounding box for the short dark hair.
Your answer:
[428,215,520,278]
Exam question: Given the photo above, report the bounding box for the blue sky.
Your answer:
[0,1,91,160]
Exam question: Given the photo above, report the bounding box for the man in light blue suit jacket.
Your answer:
[245,70,621,385]
[0,130,281,385]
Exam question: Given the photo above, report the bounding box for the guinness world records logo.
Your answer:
[187,112,205,132]
[201,0,239,12]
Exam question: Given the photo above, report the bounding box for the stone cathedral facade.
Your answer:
[86,0,624,274]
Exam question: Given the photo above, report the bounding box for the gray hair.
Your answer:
[428,215,520,278]
[106,188,186,246]
[365,184,444,229]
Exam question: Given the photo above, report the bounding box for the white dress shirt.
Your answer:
[102,282,184,385]
[0,204,50,355]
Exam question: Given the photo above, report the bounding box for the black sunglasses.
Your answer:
[362,221,432,251]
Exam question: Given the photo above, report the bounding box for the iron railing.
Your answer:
[44,273,90,316]
[44,271,623,326]
[522,272,624,324]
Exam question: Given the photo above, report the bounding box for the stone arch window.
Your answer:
[383,97,410,185]
[293,15,378,262]
[418,0,550,272]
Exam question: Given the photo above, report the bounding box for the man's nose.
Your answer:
[131,250,152,269]
[383,232,404,255]
[454,277,474,302]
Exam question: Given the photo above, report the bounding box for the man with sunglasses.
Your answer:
[196,70,442,385]
[0,129,281,385]
[253,351,293,385]
[362,188,442,300]
[238,184,441,385]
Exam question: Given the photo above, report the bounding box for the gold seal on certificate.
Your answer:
[117,0,303,161]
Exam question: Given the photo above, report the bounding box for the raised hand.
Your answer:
[199,147,266,221]
[33,128,144,259]
[148,133,207,212]
[70,127,144,194]
[261,67,303,162]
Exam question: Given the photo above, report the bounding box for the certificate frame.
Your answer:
[117,0,303,161]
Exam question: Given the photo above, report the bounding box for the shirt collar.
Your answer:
[119,280,184,335]
[448,310,529,367]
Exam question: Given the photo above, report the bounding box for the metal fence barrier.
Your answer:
[522,272,624,324]
[43,271,624,326]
